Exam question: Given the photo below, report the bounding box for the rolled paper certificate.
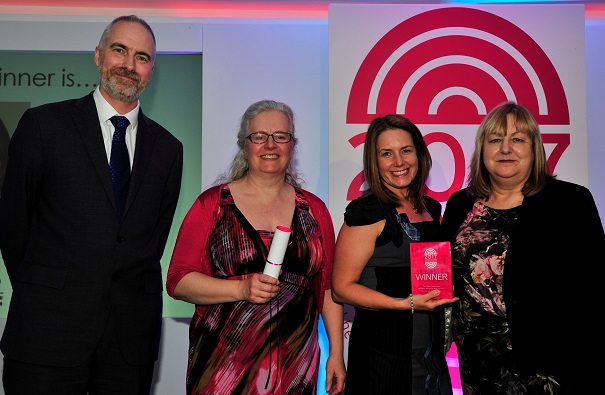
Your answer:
[263,225,291,278]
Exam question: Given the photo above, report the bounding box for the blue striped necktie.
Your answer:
[109,115,130,217]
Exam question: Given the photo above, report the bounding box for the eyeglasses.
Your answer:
[244,132,293,144]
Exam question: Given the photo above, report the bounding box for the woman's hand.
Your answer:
[238,272,281,304]
[410,289,458,312]
[325,353,346,394]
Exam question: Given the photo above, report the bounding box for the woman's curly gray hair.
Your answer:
[215,99,302,187]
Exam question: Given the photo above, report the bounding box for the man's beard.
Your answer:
[98,66,148,103]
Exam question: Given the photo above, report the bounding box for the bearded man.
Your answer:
[0,15,183,395]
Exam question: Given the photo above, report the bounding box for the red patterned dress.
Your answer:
[167,184,334,395]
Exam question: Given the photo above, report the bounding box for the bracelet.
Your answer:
[409,293,414,315]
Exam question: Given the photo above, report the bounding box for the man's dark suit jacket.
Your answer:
[0,91,183,367]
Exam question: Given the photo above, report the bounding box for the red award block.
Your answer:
[410,241,453,299]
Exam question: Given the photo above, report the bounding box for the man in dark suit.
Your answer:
[0,15,183,394]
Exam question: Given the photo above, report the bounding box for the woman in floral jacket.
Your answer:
[440,102,605,394]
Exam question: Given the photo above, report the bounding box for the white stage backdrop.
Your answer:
[329,3,586,229]
[328,4,586,391]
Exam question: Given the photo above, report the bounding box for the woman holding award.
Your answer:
[331,114,458,395]
[166,99,345,395]
[440,102,605,394]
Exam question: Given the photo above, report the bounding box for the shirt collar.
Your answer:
[93,86,140,128]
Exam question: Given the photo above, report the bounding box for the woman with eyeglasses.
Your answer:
[331,114,458,395]
[166,100,346,395]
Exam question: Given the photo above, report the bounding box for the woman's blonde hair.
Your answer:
[467,101,554,200]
